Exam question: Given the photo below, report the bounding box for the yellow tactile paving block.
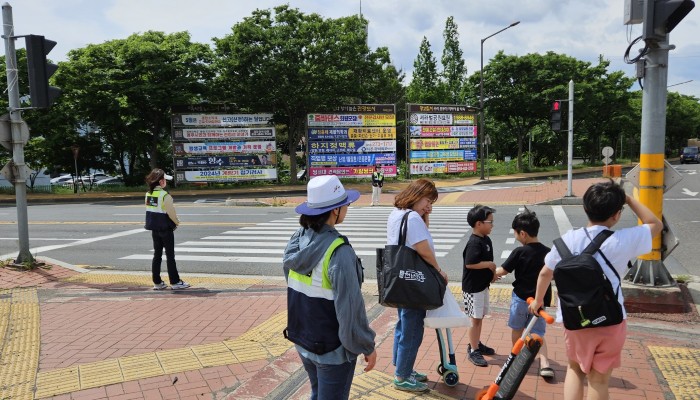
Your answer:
[191,342,239,367]
[33,366,81,399]
[156,348,203,374]
[436,192,463,206]
[224,340,271,362]
[62,273,268,289]
[0,288,40,400]
[351,370,456,399]
[79,359,124,388]
[118,353,165,382]
[649,346,700,400]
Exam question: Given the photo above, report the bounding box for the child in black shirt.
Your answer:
[495,208,554,378]
[463,205,497,367]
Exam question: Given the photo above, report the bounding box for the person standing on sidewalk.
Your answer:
[371,165,384,206]
[283,175,377,400]
[529,180,662,400]
[145,168,189,290]
[387,178,448,393]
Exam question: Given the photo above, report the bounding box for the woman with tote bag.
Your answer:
[386,178,448,393]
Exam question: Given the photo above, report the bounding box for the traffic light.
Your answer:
[550,101,562,131]
[643,0,695,42]
[25,35,61,108]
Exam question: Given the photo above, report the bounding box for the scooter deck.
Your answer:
[494,335,542,400]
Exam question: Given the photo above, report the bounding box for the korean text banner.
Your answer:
[175,154,275,168]
[310,153,396,166]
[173,127,275,141]
[307,113,396,127]
[409,125,476,138]
[410,138,477,150]
[179,168,278,182]
[173,114,273,127]
[308,127,396,140]
[309,165,397,178]
[174,141,276,155]
[410,161,477,174]
[410,149,478,161]
[308,140,396,154]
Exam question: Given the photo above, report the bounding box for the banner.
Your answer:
[453,114,476,125]
[309,165,397,178]
[409,125,476,137]
[173,113,273,127]
[175,154,276,168]
[173,127,275,141]
[409,113,453,126]
[307,113,395,127]
[411,150,478,162]
[179,168,278,182]
[308,140,396,154]
[174,141,276,155]
[308,127,396,140]
[410,161,477,175]
[410,138,477,150]
[310,153,396,166]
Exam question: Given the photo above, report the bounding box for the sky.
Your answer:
[6,0,700,99]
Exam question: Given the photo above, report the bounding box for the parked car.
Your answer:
[680,146,699,164]
[94,177,124,186]
[49,175,74,185]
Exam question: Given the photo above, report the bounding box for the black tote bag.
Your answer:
[376,211,446,310]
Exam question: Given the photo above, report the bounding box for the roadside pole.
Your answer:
[2,3,33,265]
[566,80,574,197]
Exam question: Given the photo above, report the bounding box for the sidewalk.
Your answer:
[1,262,699,400]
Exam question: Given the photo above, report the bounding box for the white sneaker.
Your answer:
[153,282,168,290]
[171,280,190,290]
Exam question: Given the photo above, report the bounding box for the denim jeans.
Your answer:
[151,230,180,284]
[392,307,426,379]
[300,354,356,400]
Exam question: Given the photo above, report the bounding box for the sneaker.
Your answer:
[468,345,488,367]
[153,282,168,290]
[394,377,429,393]
[478,341,495,356]
[411,370,428,382]
[170,280,190,290]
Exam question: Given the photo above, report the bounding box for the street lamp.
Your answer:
[480,21,520,180]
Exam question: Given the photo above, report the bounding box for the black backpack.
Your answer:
[553,229,623,330]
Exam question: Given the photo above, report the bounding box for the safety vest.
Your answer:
[144,189,176,231]
[284,237,347,355]
[372,171,384,186]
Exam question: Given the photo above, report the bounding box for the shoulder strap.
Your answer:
[553,238,572,259]
[398,211,411,246]
[582,230,614,255]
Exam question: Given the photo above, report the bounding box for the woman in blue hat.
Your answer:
[283,175,377,400]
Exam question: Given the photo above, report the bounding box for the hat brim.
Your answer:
[295,189,360,215]
[164,174,173,181]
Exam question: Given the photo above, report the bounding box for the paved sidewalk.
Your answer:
[1,264,699,400]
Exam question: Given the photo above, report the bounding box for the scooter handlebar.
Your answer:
[526,297,555,324]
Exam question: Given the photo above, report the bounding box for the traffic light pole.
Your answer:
[625,35,674,286]
[2,3,34,265]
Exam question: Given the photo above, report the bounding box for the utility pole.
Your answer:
[2,3,33,265]
[566,80,574,197]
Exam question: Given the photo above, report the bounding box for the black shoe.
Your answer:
[468,345,488,367]
[478,341,495,355]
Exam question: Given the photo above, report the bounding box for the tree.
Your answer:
[666,92,700,155]
[213,5,400,182]
[406,37,445,104]
[441,16,467,104]
[54,31,214,183]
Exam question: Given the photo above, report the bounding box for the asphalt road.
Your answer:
[1,169,697,281]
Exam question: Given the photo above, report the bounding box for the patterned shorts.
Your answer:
[463,287,490,319]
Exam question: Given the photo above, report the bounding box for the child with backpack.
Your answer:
[463,205,497,367]
[528,180,662,400]
[494,208,554,379]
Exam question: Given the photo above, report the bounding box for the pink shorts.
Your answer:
[564,320,627,374]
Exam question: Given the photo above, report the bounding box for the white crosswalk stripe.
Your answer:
[121,206,472,264]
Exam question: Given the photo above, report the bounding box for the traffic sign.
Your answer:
[0,114,30,150]
[625,159,683,192]
[602,146,614,157]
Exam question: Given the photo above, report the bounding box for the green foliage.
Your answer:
[441,16,467,104]
[407,37,445,103]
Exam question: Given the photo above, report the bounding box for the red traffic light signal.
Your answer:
[550,101,562,131]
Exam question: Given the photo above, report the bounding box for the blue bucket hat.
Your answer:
[295,175,360,215]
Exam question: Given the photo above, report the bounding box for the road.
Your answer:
[0,170,698,280]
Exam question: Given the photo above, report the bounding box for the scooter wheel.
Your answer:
[443,371,459,387]
[436,365,445,375]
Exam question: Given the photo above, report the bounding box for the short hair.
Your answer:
[512,207,539,237]
[394,178,438,209]
[299,211,332,232]
[583,179,626,222]
[467,204,495,228]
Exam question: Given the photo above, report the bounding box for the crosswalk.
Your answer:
[120,206,473,264]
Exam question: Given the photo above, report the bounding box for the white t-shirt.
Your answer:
[386,208,434,252]
[544,224,652,322]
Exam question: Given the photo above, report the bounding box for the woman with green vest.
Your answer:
[283,175,377,400]
[144,168,189,290]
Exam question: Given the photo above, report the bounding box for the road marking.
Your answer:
[681,188,698,196]
[501,250,512,259]
[648,346,700,400]
[552,205,573,235]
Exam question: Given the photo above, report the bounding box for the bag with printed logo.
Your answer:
[376,212,446,310]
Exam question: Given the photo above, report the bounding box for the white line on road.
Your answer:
[552,205,573,236]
